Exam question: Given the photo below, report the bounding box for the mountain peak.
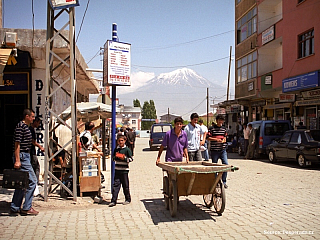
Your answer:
[152,68,211,86]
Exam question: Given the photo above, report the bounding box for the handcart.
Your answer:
[157,161,239,217]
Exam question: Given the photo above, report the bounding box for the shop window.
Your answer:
[298,29,314,58]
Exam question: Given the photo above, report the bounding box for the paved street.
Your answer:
[0,137,320,239]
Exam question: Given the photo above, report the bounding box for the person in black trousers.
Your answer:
[109,135,133,207]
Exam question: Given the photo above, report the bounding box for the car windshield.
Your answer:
[153,125,171,133]
[264,123,290,136]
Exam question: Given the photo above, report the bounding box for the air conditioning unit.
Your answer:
[5,32,17,47]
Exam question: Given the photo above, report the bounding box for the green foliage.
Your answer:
[141,100,157,130]
[133,99,141,108]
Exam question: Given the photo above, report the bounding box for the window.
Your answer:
[237,51,257,83]
[132,120,136,124]
[264,123,290,136]
[280,132,291,144]
[298,29,314,58]
[237,7,257,44]
[290,132,301,144]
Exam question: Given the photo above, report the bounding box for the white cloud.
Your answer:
[117,71,155,94]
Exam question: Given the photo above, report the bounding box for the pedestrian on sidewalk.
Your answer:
[243,123,249,156]
[245,124,256,160]
[109,135,133,207]
[207,114,229,189]
[184,113,204,161]
[11,108,39,215]
[156,117,188,165]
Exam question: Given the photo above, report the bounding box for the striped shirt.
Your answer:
[113,145,133,172]
[13,121,32,152]
[208,124,228,151]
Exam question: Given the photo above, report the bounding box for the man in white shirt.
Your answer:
[199,119,209,161]
[184,113,204,161]
[80,122,102,152]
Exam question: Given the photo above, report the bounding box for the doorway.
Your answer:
[0,94,28,172]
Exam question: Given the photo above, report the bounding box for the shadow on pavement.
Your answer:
[141,198,219,225]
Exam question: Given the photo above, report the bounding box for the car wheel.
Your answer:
[238,146,243,156]
[268,150,277,163]
[297,154,306,167]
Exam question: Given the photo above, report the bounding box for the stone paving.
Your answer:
[0,137,319,239]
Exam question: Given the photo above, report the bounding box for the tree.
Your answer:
[133,99,141,108]
[141,100,157,130]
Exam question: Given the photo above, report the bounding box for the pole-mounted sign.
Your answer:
[104,40,131,86]
[49,0,80,10]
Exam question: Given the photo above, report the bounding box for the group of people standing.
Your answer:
[156,113,229,189]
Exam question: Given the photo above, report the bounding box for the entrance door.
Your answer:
[0,94,28,173]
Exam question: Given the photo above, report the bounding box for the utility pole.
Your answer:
[227,46,232,101]
[167,108,169,123]
[207,88,209,127]
[111,23,118,187]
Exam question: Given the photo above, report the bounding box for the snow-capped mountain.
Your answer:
[153,68,214,86]
[118,68,226,119]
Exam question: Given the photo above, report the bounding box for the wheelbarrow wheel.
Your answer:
[203,193,214,208]
[213,181,226,216]
[163,176,169,210]
[169,180,178,217]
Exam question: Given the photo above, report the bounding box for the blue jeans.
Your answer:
[11,152,37,212]
[211,149,228,184]
[201,141,209,161]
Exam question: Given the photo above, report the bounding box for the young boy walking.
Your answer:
[109,135,133,207]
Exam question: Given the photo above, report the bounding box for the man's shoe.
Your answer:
[9,209,20,216]
[223,183,228,189]
[20,207,39,216]
[108,202,116,207]
[123,201,131,205]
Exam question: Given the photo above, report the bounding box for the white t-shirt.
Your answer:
[80,130,94,151]
[199,124,208,141]
[184,123,204,152]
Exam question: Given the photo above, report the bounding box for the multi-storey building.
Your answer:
[222,0,320,129]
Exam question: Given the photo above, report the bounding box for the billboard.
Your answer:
[103,40,131,86]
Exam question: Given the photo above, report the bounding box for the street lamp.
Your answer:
[49,0,80,10]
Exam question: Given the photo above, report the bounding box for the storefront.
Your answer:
[283,70,320,129]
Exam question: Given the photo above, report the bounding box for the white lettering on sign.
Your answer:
[284,80,298,89]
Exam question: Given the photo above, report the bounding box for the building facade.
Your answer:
[0,28,99,173]
[223,0,320,129]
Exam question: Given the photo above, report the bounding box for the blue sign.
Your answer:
[282,71,319,93]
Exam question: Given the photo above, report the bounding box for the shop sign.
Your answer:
[282,71,319,93]
[248,82,254,91]
[217,108,226,114]
[295,99,320,106]
[0,73,28,91]
[230,104,241,113]
[226,106,231,113]
[301,89,320,99]
[279,94,295,102]
[251,100,266,107]
[265,75,272,85]
[262,25,275,45]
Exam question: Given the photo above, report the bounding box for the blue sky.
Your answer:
[3,0,235,101]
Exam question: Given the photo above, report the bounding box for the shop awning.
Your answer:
[0,49,12,83]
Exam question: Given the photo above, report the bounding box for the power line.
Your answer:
[133,56,231,69]
[76,0,90,43]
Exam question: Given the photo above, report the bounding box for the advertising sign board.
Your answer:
[104,40,131,86]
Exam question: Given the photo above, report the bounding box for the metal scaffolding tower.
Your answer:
[44,3,78,201]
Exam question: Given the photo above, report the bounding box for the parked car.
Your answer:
[267,129,320,167]
[148,123,172,150]
[247,120,292,158]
